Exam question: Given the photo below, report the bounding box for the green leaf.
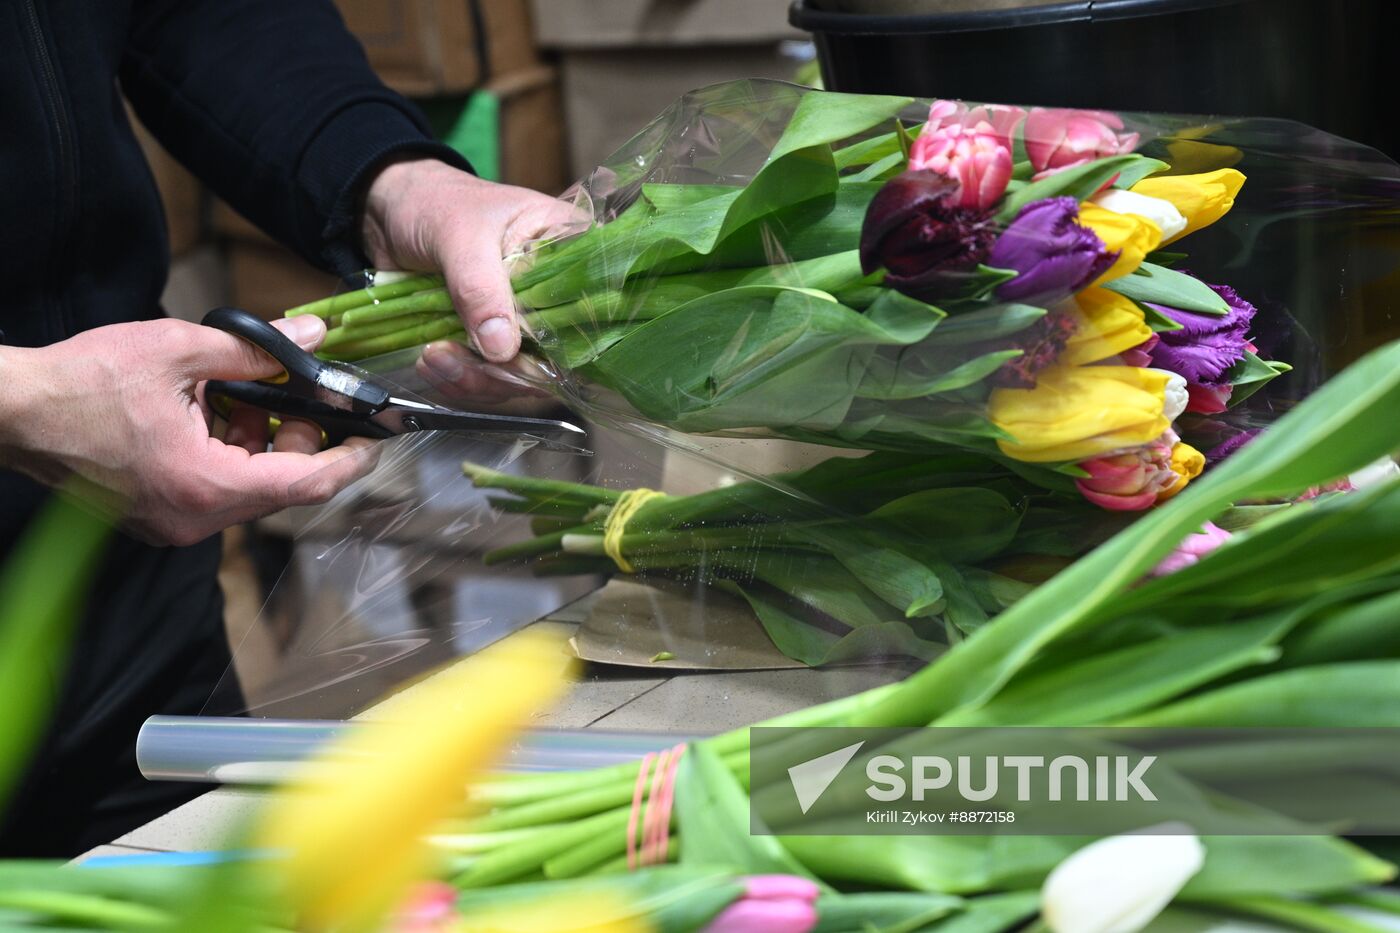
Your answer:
[929,303,1047,345]
[812,891,963,933]
[720,580,944,666]
[674,744,816,877]
[944,612,1294,727]
[1104,262,1231,315]
[857,349,1022,401]
[1118,661,1400,728]
[1227,350,1291,405]
[1113,156,1171,189]
[796,526,945,618]
[870,488,1023,564]
[996,154,1151,220]
[591,286,939,434]
[642,183,741,212]
[1137,299,1186,332]
[781,833,1078,895]
[715,92,913,247]
[1184,835,1394,899]
[0,493,113,806]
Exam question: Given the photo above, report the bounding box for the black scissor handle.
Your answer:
[205,379,394,445]
[200,307,390,414]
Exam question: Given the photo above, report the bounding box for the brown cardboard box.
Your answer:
[226,242,341,321]
[559,45,807,178]
[335,0,540,95]
[484,67,569,194]
[529,0,800,47]
[129,112,204,258]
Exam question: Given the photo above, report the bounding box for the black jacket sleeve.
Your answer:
[120,0,471,274]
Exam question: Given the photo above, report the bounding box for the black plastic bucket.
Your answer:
[789,0,1392,158]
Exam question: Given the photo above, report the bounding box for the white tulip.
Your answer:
[1349,456,1400,491]
[1148,370,1190,423]
[1041,825,1205,933]
[1092,189,1189,242]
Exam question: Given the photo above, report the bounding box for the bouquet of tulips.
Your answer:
[285,80,1289,516]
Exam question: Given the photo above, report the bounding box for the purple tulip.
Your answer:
[1146,281,1256,387]
[988,197,1117,305]
[859,170,997,301]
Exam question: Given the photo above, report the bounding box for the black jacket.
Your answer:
[0,0,466,854]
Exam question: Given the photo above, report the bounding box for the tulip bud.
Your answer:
[1132,169,1246,244]
[1041,826,1205,933]
[989,365,1173,464]
[1074,431,1180,512]
[703,875,820,933]
[989,197,1116,306]
[859,170,997,301]
[1146,281,1257,395]
[1024,108,1141,180]
[910,122,1014,211]
[1091,189,1188,242]
[1076,204,1163,284]
[1152,521,1232,576]
[925,99,1026,150]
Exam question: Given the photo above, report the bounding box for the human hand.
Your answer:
[0,316,377,546]
[359,158,580,400]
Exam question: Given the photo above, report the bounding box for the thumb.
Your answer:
[175,315,328,382]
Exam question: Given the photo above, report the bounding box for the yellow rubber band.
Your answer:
[602,489,666,573]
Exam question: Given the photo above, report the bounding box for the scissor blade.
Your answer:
[372,399,590,454]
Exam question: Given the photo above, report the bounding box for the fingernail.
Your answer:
[422,343,466,382]
[474,316,516,361]
[281,314,324,346]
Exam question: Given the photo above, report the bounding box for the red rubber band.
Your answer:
[626,751,656,871]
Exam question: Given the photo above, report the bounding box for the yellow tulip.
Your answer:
[1131,168,1245,244]
[1060,288,1154,367]
[1076,203,1163,284]
[989,365,1172,463]
[1158,441,1206,501]
[256,629,574,932]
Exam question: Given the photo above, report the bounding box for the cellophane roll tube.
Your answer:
[224,79,1399,718]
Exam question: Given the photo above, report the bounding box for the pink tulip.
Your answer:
[704,875,820,933]
[1024,107,1140,180]
[1075,432,1180,512]
[924,99,1026,150]
[393,881,459,932]
[1152,522,1233,576]
[909,122,1013,211]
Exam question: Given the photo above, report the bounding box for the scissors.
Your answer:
[201,307,589,453]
